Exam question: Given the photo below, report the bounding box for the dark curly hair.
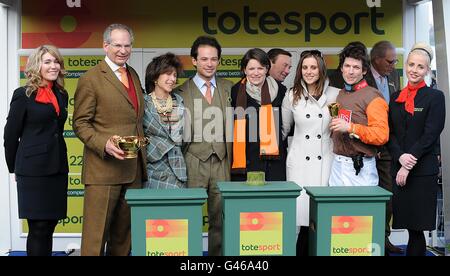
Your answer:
[338,41,370,72]
[145,52,183,94]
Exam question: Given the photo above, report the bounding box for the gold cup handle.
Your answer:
[136,137,150,149]
[111,136,121,148]
[328,103,340,118]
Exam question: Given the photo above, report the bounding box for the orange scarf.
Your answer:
[395,80,426,115]
[232,78,279,174]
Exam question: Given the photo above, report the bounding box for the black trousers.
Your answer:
[296,226,309,256]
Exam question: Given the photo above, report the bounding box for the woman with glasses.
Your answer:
[387,43,445,256]
[281,49,339,256]
[231,48,287,181]
[143,53,187,189]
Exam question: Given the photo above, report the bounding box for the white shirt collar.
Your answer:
[105,56,126,72]
[193,73,216,89]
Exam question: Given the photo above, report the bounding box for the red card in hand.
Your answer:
[338,109,352,123]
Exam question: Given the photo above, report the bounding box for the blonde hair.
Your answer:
[409,42,434,66]
[25,45,66,96]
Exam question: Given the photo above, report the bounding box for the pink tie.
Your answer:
[205,81,212,104]
[118,67,129,88]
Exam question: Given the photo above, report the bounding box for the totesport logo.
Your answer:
[146,219,189,256]
[330,216,375,256]
[240,212,283,255]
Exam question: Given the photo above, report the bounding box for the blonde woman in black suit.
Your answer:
[387,43,445,256]
[4,45,68,256]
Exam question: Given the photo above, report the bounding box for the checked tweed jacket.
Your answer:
[143,93,187,189]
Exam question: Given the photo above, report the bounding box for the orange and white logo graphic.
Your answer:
[146,219,188,256]
[240,212,283,256]
[330,216,374,256]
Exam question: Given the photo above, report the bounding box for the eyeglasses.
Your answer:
[109,43,132,50]
[385,58,399,65]
[301,50,323,58]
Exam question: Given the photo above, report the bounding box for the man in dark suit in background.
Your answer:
[366,40,403,255]
[366,41,400,103]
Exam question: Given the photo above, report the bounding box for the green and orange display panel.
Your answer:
[305,186,391,256]
[218,181,301,256]
[125,188,207,256]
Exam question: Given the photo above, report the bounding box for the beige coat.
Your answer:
[73,60,147,185]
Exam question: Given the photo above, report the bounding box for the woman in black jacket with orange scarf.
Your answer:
[387,43,445,256]
[230,48,287,181]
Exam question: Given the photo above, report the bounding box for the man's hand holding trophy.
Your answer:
[328,103,360,140]
[106,135,149,160]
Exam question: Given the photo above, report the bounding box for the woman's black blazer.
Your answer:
[387,86,445,176]
[4,86,69,176]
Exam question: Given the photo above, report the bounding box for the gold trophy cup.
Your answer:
[328,102,340,118]
[114,136,149,159]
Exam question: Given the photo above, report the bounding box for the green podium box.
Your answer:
[218,181,301,256]
[304,186,392,256]
[125,188,207,256]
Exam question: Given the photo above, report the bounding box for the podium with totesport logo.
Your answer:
[304,186,392,256]
[125,188,207,256]
[218,181,301,256]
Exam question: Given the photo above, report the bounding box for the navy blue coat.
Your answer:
[4,86,69,176]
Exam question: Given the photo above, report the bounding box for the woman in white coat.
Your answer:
[282,50,339,256]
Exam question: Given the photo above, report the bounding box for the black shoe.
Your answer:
[386,239,404,254]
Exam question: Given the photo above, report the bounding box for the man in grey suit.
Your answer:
[366,40,403,255]
[176,36,233,256]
